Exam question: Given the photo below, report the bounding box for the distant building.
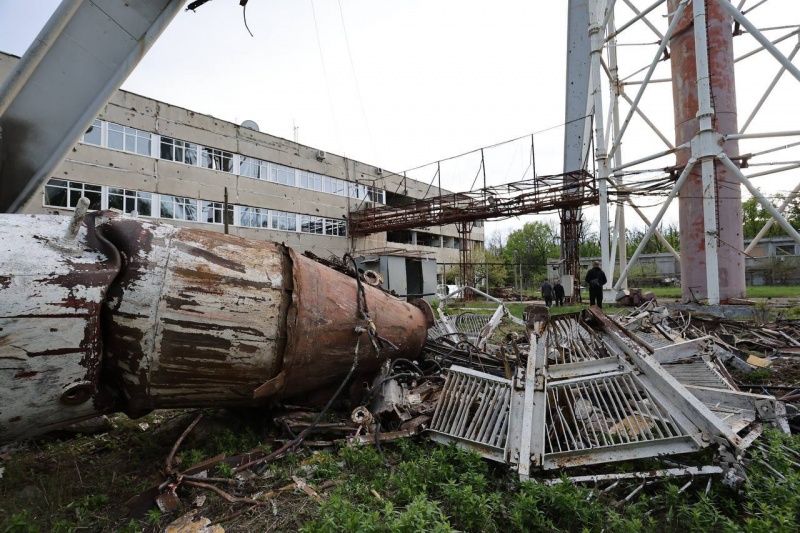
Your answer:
[0,51,483,299]
[547,235,800,287]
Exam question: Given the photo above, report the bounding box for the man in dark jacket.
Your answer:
[585,260,607,308]
[540,279,554,308]
[553,279,565,306]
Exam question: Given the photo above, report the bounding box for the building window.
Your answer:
[44,179,102,210]
[325,219,347,237]
[82,120,102,146]
[108,188,152,216]
[107,123,152,156]
[160,195,197,221]
[271,210,297,232]
[239,156,269,180]
[201,201,233,224]
[299,170,322,191]
[271,164,296,186]
[201,147,233,172]
[776,244,795,256]
[239,206,269,228]
[301,215,325,235]
[160,137,198,165]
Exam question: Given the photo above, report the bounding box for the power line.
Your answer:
[336,0,378,162]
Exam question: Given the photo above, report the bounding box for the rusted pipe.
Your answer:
[0,212,432,442]
[668,0,745,302]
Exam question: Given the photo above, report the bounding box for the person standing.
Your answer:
[540,279,554,308]
[585,260,607,308]
[553,279,565,306]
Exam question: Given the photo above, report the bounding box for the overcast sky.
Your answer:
[1,0,797,241]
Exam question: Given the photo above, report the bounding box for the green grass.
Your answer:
[2,411,799,532]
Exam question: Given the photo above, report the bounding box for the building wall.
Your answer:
[0,51,483,263]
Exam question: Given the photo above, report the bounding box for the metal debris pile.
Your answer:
[421,293,796,485]
[135,289,799,523]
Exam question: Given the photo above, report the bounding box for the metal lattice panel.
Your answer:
[428,366,511,462]
[543,373,687,455]
[548,314,609,364]
[455,313,492,337]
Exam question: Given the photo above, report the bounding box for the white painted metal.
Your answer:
[614,159,696,290]
[0,0,187,212]
[715,0,800,83]
[628,200,681,261]
[744,180,800,254]
[588,0,799,297]
[606,0,689,162]
[719,154,800,247]
[740,40,800,134]
[589,0,612,285]
[692,0,721,305]
[0,214,115,441]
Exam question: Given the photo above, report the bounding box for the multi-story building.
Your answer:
[0,51,483,298]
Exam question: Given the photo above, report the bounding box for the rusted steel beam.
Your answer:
[349,170,597,236]
[0,212,432,442]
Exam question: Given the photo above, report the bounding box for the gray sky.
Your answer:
[1,0,797,241]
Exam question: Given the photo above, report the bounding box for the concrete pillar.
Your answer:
[669,0,746,301]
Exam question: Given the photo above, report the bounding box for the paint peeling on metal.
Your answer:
[1,211,432,442]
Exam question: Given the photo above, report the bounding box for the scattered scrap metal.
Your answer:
[136,288,798,522]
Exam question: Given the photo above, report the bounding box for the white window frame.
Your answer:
[81,119,103,146]
[238,206,270,228]
[325,218,347,237]
[160,136,199,166]
[301,215,325,235]
[108,187,153,217]
[200,201,233,224]
[201,147,234,173]
[107,122,153,157]
[271,210,297,232]
[239,156,269,180]
[271,164,296,187]
[43,179,103,210]
[160,195,198,221]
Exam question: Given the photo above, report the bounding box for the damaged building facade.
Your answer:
[0,50,483,298]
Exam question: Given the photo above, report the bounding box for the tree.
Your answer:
[503,220,560,282]
[741,193,800,240]
[471,246,510,288]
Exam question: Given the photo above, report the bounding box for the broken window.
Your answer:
[201,147,233,172]
[239,156,269,180]
[43,179,102,210]
[160,195,197,221]
[271,210,297,232]
[107,123,152,156]
[82,119,102,146]
[201,201,233,224]
[301,215,325,235]
[239,206,269,228]
[108,188,152,216]
[271,164,296,186]
[160,137,198,165]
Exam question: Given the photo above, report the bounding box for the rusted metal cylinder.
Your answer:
[669,0,745,301]
[1,212,431,442]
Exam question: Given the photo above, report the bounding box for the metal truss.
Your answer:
[348,170,596,235]
[579,0,800,303]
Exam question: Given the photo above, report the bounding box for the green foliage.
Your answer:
[503,220,560,281]
[215,462,234,478]
[2,511,40,533]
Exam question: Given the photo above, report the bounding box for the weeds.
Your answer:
[2,413,799,532]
